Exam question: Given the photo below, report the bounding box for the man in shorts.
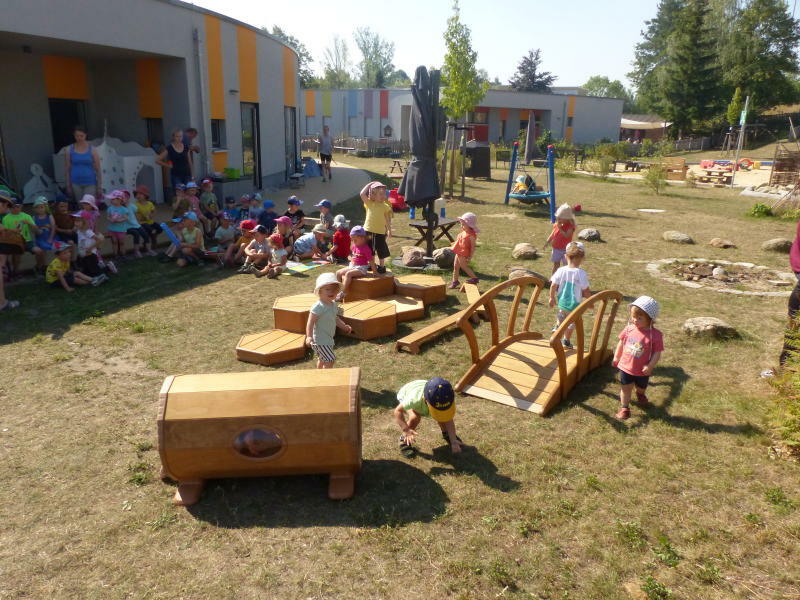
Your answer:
[317,125,334,182]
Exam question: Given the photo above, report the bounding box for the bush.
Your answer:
[641,139,655,156]
[772,336,800,450]
[749,203,773,218]
[643,162,667,194]
[555,157,576,177]
[585,156,613,179]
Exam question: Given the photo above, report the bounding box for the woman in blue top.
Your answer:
[157,129,194,191]
[64,126,102,203]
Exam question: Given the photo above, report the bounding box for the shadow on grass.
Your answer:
[185,459,449,528]
[361,388,397,408]
[426,444,521,492]
[576,210,633,220]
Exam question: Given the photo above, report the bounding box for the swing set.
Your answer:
[503,141,556,223]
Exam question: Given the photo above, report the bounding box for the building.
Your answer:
[300,88,623,146]
[0,0,300,197]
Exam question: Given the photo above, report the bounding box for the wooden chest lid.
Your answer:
[160,367,360,421]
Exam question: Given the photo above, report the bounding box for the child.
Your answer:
[612,296,664,420]
[213,212,237,258]
[314,199,334,230]
[199,178,219,234]
[305,272,352,368]
[134,185,159,255]
[105,190,132,259]
[46,241,105,291]
[123,191,147,259]
[171,183,190,219]
[53,199,77,244]
[542,204,576,275]
[2,196,42,277]
[293,224,330,260]
[393,377,463,457]
[248,194,264,222]
[240,224,271,273]
[78,195,101,232]
[223,196,239,224]
[224,218,256,267]
[255,233,289,279]
[258,199,278,232]
[238,194,252,223]
[449,212,480,289]
[74,212,115,276]
[360,181,392,274]
[32,197,55,271]
[185,181,210,233]
[273,215,294,255]
[327,214,350,264]
[335,225,375,301]
[173,211,204,267]
[284,196,305,240]
[548,241,591,349]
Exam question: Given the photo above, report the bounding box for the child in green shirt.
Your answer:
[393,377,463,457]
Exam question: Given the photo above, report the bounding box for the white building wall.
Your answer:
[571,96,624,144]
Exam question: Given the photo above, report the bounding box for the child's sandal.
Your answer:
[466,277,479,284]
[448,280,461,289]
[635,392,651,407]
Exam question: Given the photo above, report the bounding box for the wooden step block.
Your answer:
[273,293,318,333]
[340,299,397,340]
[394,274,447,305]
[345,272,395,301]
[236,329,307,366]
[379,294,425,322]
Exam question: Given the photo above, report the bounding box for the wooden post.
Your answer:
[461,112,467,200]
[440,122,451,198]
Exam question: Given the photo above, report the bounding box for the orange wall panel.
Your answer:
[237,26,258,103]
[135,59,163,118]
[205,15,225,120]
[304,90,316,116]
[42,55,89,99]
[499,108,508,121]
[212,151,228,172]
[565,96,576,142]
[283,46,296,107]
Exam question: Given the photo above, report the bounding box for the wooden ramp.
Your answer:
[454,277,622,416]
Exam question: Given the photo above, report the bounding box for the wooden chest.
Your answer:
[157,367,361,506]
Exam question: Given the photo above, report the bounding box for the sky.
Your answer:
[189,0,663,89]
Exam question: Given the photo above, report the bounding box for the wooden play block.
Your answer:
[236,329,307,366]
[273,293,318,333]
[340,299,397,340]
[158,368,362,505]
[394,274,447,305]
[345,273,395,301]
[379,294,425,323]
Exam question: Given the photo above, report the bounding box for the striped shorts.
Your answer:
[312,344,336,363]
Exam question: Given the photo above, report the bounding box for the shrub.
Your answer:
[643,162,667,194]
[555,157,576,177]
[641,138,655,156]
[771,330,800,451]
[585,155,614,180]
[749,203,773,218]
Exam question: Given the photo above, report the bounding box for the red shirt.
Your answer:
[551,222,575,250]
[790,221,800,273]
[617,324,664,377]
[332,229,350,259]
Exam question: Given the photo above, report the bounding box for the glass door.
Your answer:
[240,102,261,188]
[284,106,297,179]
[48,99,87,152]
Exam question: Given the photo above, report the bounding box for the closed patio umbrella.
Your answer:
[524,113,543,164]
[399,66,440,257]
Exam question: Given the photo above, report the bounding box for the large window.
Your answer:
[469,111,488,124]
[240,103,261,187]
[211,119,226,148]
[145,118,164,150]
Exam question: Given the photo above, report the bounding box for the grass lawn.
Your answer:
[1,158,798,600]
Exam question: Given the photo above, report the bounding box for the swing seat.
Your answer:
[510,190,550,205]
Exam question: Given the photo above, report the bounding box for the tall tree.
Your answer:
[582,75,638,111]
[509,49,556,92]
[440,1,489,120]
[726,87,743,125]
[269,26,316,88]
[386,69,411,87]
[656,0,723,134]
[353,28,395,88]
[322,36,355,88]
[629,0,684,113]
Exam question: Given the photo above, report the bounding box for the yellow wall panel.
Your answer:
[304,90,316,116]
[283,46,296,107]
[565,96,576,142]
[135,59,163,118]
[205,15,225,120]
[212,151,228,172]
[42,55,89,99]
[237,26,258,103]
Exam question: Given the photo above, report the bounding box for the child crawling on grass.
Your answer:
[394,377,463,457]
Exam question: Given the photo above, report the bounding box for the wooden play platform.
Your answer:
[236,272,448,366]
[453,276,622,416]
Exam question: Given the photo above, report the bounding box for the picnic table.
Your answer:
[698,167,732,186]
[407,216,458,247]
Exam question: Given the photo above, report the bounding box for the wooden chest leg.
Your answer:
[173,480,205,506]
[328,472,355,500]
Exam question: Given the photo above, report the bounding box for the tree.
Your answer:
[726,87,743,125]
[440,1,489,120]
[509,49,556,92]
[386,69,411,87]
[269,26,316,88]
[582,75,638,111]
[321,36,355,88]
[353,27,395,88]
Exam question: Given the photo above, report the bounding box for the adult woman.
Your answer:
[157,129,194,190]
[316,125,334,182]
[64,126,102,202]
[0,191,21,311]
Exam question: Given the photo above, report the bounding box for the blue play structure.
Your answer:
[504,142,556,223]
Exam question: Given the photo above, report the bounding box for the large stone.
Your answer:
[432,247,455,269]
[511,242,539,260]
[578,228,601,242]
[708,238,736,249]
[663,230,694,244]
[401,246,426,268]
[761,238,793,253]
[712,266,727,280]
[683,317,739,339]
[509,267,547,283]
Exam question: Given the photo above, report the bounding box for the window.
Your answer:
[240,103,261,187]
[211,119,226,148]
[499,120,506,140]
[469,111,488,124]
[567,116,574,127]
[144,118,164,150]
[48,99,87,152]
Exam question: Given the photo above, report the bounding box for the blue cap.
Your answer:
[175,183,186,191]
[224,195,236,203]
[253,192,262,201]
[262,199,275,209]
[185,181,198,189]
[423,377,455,423]
[172,211,198,223]
[314,199,332,209]
[287,196,302,206]
[221,211,235,221]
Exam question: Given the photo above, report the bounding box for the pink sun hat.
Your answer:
[79,194,98,211]
[456,212,480,233]
[275,215,293,226]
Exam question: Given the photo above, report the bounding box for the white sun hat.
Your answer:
[314,272,341,294]
[631,296,660,320]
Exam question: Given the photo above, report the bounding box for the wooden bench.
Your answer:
[461,282,487,320]
[289,173,305,188]
[395,309,470,354]
[344,273,395,302]
[663,157,688,181]
[236,330,307,366]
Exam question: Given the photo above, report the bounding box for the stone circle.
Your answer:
[645,258,792,297]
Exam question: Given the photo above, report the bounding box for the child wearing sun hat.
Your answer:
[393,377,464,457]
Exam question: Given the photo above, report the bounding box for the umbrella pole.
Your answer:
[440,122,450,198]
[461,112,467,200]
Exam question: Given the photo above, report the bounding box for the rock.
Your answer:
[432,247,455,269]
[762,238,793,253]
[712,266,727,280]
[578,228,601,242]
[692,265,713,277]
[663,230,694,244]
[683,317,739,339]
[509,267,547,283]
[401,246,426,268]
[768,280,792,287]
[511,242,539,260]
[708,238,736,249]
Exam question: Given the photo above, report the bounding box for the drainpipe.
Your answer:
[192,27,212,175]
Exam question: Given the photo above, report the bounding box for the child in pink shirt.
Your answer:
[611,296,664,420]
[335,225,375,301]
[542,203,576,275]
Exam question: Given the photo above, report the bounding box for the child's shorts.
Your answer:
[619,369,650,388]
[312,344,336,363]
[180,252,200,265]
[551,248,566,264]
[556,309,575,331]
[50,272,75,288]
[348,263,370,274]
[368,232,390,260]
[24,241,35,253]
[107,230,127,242]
